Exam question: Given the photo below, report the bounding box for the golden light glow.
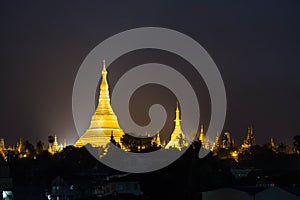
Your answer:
[231,150,239,162]
[231,151,238,157]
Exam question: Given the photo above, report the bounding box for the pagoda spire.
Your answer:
[174,102,181,127]
[270,137,275,150]
[212,131,221,152]
[102,59,107,74]
[250,125,253,135]
[156,131,161,147]
[199,124,204,143]
[99,59,110,104]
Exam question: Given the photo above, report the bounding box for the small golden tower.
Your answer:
[165,103,188,150]
[199,125,205,143]
[241,126,256,149]
[212,132,221,152]
[155,131,161,147]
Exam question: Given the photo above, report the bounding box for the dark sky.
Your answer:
[0,1,300,147]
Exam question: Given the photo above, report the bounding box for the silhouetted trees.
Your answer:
[24,140,35,157]
[293,135,300,154]
[120,133,156,152]
[36,140,44,155]
[48,135,54,144]
[277,142,287,154]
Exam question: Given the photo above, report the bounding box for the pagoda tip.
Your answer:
[102,59,107,73]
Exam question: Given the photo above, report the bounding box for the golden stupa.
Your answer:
[165,103,188,150]
[75,60,125,148]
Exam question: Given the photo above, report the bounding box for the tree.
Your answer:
[48,135,55,144]
[178,134,184,147]
[121,133,152,152]
[24,140,35,157]
[36,140,44,154]
[110,132,121,148]
[277,142,287,154]
[293,135,300,154]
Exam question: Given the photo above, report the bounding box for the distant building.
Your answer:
[0,166,13,200]
[241,126,256,150]
[152,131,162,147]
[16,138,24,154]
[212,132,221,152]
[199,125,211,150]
[50,176,86,200]
[104,181,142,196]
[51,176,68,200]
[50,174,142,199]
[230,168,253,179]
[270,137,276,151]
[48,135,63,154]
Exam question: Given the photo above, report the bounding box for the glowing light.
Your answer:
[3,191,13,199]
[231,151,238,157]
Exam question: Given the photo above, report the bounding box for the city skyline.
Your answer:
[0,1,300,146]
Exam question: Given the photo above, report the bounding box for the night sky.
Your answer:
[0,1,300,147]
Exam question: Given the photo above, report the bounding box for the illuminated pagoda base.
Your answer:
[75,60,125,148]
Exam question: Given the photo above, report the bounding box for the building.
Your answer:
[152,131,161,147]
[16,138,24,154]
[48,135,63,154]
[199,125,211,150]
[75,60,125,148]
[0,166,13,200]
[165,103,188,150]
[230,168,253,179]
[49,173,142,199]
[104,181,142,196]
[222,131,234,149]
[270,137,276,151]
[212,132,221,152]
[241,126,256,150]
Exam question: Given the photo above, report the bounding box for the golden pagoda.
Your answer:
[212,132,221,152]
[199,125,205,143]
[199,124,210,150]
[75,60,125,148]
[152,131,161,147]
[241,126,256,150]
[48,135,63,154]
[165,103,188,150]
